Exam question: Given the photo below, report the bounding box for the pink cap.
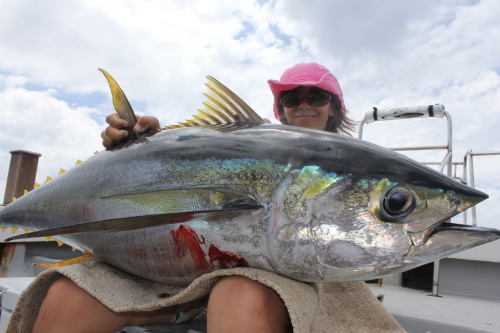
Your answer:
[267,62,345,120]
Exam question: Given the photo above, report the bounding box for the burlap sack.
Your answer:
[6,262,404,333]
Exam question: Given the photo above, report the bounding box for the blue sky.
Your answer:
[0,0,499,227]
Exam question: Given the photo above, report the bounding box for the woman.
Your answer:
[268,62,356,134]
[33,63,356,333]
[101,62,355,146]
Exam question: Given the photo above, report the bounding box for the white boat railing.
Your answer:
[358,104,451,298]
[360,104,499,298]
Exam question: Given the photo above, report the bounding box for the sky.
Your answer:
[1,0,499,228]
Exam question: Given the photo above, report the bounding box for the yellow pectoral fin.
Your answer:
[33,254,95,268]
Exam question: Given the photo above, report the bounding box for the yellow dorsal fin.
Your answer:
[163,76,264,130]
[75,160,82,165]
[59,169,66,174]
[33,254,95,268]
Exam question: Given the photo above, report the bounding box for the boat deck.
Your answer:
[368,284,500,333]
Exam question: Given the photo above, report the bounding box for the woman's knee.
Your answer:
[208,276,291,332]
[210,276,288,316]
[44,277,175,326]
[44,277,88,307]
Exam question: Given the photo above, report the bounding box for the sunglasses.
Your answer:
[280,88,331,108]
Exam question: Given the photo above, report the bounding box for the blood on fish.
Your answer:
[170,225,248,270]
[170,225,209,269]
[208,244,248,269]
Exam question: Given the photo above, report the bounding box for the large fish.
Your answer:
[1,70,499,286]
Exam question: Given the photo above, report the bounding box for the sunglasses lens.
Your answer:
[280,91,301,108]
[307,89,330,106]
[280,89,331,108]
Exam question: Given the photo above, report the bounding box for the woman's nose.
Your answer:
[297,97,310,108]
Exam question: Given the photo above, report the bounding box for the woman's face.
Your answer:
[282,86,334,131]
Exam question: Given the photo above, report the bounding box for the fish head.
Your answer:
[267,136,495,282]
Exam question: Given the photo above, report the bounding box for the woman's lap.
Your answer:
[32,275,291,333]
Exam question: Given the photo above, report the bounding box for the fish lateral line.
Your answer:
[99,185,255,200]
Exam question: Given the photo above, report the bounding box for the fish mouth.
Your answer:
[406,221,447,247]
[404,188,488,247]
[404,223,500,264]
[431,223,500,237]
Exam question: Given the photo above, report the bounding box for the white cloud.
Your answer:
[0,80,103,196]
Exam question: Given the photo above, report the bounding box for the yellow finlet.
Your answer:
[23,229,29,233]
[94,151,99,154]
[72,247,77,251]
[33,254,95,268]
[35,183,40,188]
[12,197,17,201]
[44,176,52,183]
[1,227,7,232]
[45,236,52,242]
[59,169,66,174]
[24,189,28,195]
[75,160,82,165]
[12,227,18,233]
[56,240,64,246]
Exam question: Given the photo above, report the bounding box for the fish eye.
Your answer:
[382,186,415,219]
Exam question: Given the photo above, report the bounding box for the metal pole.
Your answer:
[468,149,476,226]
[444,111,452,178]
[430,111,452,298]
[438,152,452,173]
[429,260,443,298]
[388,145,448,152]
[470,151,500,156]
[357,120,366,139]
[462,151,468,224]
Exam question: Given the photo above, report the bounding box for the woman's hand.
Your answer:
[101,113,161,147]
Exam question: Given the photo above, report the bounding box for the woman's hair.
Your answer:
[277,89,358,136]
